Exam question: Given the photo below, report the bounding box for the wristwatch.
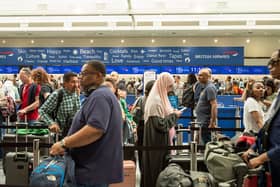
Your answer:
[60,139,67,149]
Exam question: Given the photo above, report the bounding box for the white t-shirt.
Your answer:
[243,97,264,133]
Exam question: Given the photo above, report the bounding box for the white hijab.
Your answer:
[144,72,174,122]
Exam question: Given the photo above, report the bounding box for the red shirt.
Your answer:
[20,84,41,121]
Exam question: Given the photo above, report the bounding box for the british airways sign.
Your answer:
[0,47,243,66]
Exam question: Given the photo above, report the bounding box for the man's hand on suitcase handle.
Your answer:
[242,149,270,169]
[50,140,65,156]
[49,123,61,133]
[248,152,269,169]
[242,148,255,164]
[17,109,27,115]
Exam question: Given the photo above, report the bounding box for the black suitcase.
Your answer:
[168,153,208,172]
[2,120,52,158]
[2,133,51,157]
[4,118,34,186]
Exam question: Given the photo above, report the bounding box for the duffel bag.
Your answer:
[156,163,192,187]
[204,141,244,182]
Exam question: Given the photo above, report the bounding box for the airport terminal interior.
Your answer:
[0,0,280,186]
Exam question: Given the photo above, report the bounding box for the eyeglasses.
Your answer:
[267,59,280,67]
[79,71,98,77]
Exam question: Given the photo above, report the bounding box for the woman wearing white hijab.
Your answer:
[142,72,182,187]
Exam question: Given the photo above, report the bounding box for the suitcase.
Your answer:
[2,133,51,157]
[5,151,34,185]
[168,153,208,172]
[2,120,52,158]
[4,116,34,186]
[266,172,272,187]
[242,167,260,187]
[110,160,136,187]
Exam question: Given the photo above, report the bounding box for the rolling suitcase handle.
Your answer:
[15,114,28,153]
[33,139,40,168]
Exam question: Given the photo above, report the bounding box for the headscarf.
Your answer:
[144,72,174,122]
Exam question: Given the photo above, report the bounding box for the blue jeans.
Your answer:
[76,184,108,187]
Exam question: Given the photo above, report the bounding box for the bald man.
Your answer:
[195,68,217,144]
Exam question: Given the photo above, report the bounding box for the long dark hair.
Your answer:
[264,79,276,98]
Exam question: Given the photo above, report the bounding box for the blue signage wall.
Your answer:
[0,47,243,66]
[0,65,269,74]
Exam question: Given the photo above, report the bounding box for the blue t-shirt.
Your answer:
[68,86,123,185]
[195,82,217,125]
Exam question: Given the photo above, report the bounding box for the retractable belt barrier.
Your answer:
[0,125,49,129]
[176,127,244,133]
[0,142,205,151]
[179,116,242,120]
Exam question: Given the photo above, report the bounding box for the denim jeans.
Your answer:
[76,184,108,187]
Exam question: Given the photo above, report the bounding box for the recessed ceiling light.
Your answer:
[182,39,186,43]
[60,40,64,43]
[90,39,94,43]
[214,39,218,43]
[121,39,125,43]
[246,39,250,43]
[151,39,155,43]
[2,40,6,44]
[31,40,34,44]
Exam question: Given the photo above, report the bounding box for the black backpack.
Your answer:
[39,84,54,107]
[182,86,195,109]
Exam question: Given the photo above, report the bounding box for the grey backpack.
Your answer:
[204,141,245,182]
[156,163,192,187]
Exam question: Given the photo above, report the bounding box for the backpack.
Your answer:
[204,141,245,182]
[131,96,144,125]
[182,86,195,109]
[39,84,54,107]
[0,96,17,122]
[30,155,76,187]
[46,88,64,120]
[156,163,192,187]
[235,134,256,153]
[47,88,73,137]
[29,156,66,187]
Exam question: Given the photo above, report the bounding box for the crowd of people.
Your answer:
[0,50,279,186]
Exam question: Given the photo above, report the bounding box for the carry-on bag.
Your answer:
[110,160,136,187]
[29,156,66,187]
[156,163,217,187]
[204,141,245,182]
[168,153,208,172]
[2,121,52,157]
[4,115,34,186]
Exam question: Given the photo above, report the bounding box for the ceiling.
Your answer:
[0,0,279,38]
